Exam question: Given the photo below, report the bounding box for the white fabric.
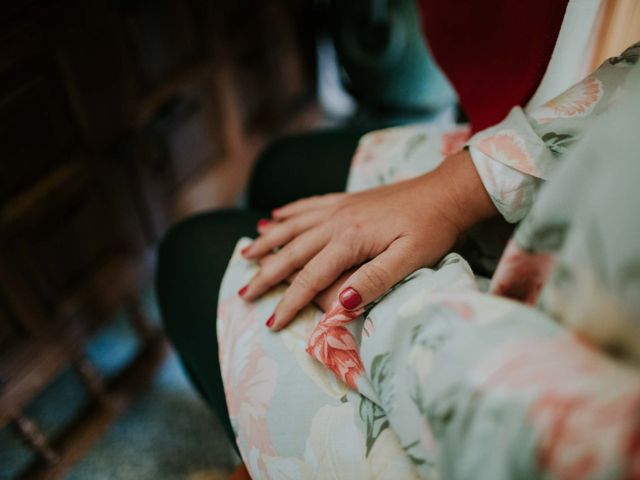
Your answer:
[526,0,603,110]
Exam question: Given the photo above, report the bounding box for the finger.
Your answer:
[243,211,324,259]
[270,264,354,313]
[269,241,358,330]
[242,227,328,301]
[272,193,344,220]
[256,217,274,234]
[312,269,354,312]
[256,252,277,267]
[337,238,422,310]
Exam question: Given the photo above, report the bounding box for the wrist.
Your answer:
[430,149,498,233]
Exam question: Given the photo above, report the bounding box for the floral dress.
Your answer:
[216,44,640,479]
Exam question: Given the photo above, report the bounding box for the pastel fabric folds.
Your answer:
[217,49,640,479]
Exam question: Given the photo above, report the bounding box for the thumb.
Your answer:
[337,238,420,310]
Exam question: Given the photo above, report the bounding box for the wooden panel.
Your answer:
[150,93,221,188]
[228,1,313,130]
[0,0,317,475]
[121,0,202,88]
[0,7,83,203]
[1,163,130,311]
[0,60,78,203]
[53,0,140,145]
[0,294,23,358]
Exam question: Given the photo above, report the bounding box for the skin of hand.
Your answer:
[239,149,497,330]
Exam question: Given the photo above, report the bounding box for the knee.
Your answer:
[157,209,241,277]
[155,209,259,338]
[157,212,217,290]
[155,211,226,336]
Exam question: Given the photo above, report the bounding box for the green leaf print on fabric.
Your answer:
[529,222,569,251]
[370,353,395,413]
[409,309,459,350]
[609,42,640,66]
[403,133,428,159]
[517,216,569,253]
[401,440,432,467]
[542,132,575,156]
[550,262,574,289]
[358,397,389,457]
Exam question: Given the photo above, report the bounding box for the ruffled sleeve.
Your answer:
[466,42,640,223]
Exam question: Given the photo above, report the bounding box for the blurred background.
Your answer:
[0,0,459,478]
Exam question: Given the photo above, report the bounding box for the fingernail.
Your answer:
[241,245,251,256]
[237,285,248,297]
[257,218,270,229]
[339,287,362,310]
[265,314,275,328]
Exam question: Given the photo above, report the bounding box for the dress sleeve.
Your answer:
[466,41,640,223]
[411,291,640,479]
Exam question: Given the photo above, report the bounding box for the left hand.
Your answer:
[239,150,496,330]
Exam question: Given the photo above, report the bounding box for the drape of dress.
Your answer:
[217,45,640,479]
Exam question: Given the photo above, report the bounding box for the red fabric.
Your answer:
[417,0,569,133]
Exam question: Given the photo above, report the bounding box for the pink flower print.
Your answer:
[362,317,375,339]
[474,129,540,177]
[440,126,471,157]
[530,392,640,480]
[217,296,278,469]
[531,76,603,124]
[440,298,475,322]
[490,239,555,305]
[627,422,640,479]
[306,302,365,389]
[474,336,640,480]
[475,336,603,392]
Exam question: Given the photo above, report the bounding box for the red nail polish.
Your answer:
[257,218,270,229]
[339,287,362,310]
[238,285,248,297]
[265,314,275,328]
[241,245,251,256]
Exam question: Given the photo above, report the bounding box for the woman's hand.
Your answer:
[240,150,497,330]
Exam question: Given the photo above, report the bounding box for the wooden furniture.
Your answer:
[0,0,315,477]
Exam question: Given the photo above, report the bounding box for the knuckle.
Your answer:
[268,225,288,244]
[294,267,323,295]
[361,263,391,292]
[334,222,363,244]
[251,237,269,253]
[287,217,304,235]
[272,253,296,277]
[283,242,305,269]
[250,272,269,292]
[260,259,287,284]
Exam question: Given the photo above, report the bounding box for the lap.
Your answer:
[217,122,475,478]
[218,239,419,479]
